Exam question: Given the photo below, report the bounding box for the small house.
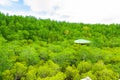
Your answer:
[74,39,91,45]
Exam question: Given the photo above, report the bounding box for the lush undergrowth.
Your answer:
[0,12,120,80]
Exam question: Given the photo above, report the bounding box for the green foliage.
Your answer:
[92,60,106,72]
[49,47,76,69]
[2,62,27,80]
[2,70,14,80]
[25,66,37,80]
[65,66,78,80]
[95,69,119,80]
[77,61,92,74]
[12,62,27,80]
[18,46,39,65]
[0,12,120,80]
[80,71,97,80]
[37,72,66,80]
[36,60,60,78]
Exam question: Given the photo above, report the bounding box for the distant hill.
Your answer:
[0,12,120,80]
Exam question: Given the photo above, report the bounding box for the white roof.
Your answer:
[74,39,91,44]
[81,76,91,80]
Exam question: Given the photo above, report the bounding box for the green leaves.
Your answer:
[0,12,120,80]
[37,60,60,78]
[77,61,92,74]
[2,62,27,80]
[95,69,119,80]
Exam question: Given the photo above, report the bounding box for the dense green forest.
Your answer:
[0,12,120,80]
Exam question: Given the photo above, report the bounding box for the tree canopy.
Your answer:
[0,12,120,80]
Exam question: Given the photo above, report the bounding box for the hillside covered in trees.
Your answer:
[0,12,120,80]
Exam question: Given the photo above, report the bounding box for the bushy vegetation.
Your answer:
[0,12,120,80]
